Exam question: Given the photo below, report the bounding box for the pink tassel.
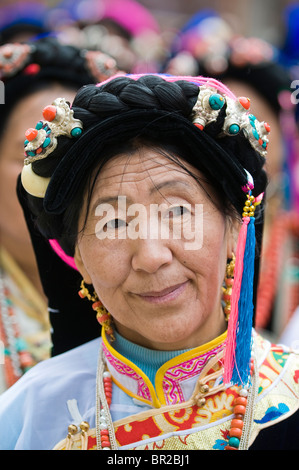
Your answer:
[223,217,249,384]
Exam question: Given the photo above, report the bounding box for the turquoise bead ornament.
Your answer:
[23,98,84,165]
[209,93,225,110]
[71,127,83,137]
[228,437,240,448]
[228,123,240,135]
[42,137,51,148]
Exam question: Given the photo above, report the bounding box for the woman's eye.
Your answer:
[167,205,190,218]
[104,218,127,230]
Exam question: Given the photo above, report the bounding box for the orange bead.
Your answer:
[101,440,111,448]
[238,96,250,110]
[97,314,110,323]
[225,445,238,450]
[234,396,248,406]
[264,122,271,133]
[234,405,246,415]
[92,301,103,310]
[25,128,38,141]
[229,427,242,439]
[43,105,57,121]
[234,413,244,420]
[231,419,244,429]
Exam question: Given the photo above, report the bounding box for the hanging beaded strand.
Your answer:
[0,268,35,387]
[225,347,258,450]
[223,254,235,321]
[96,344,118,450]
[78,280,115,341]
[225,358,253,450]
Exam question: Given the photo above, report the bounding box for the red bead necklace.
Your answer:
[0,280,35,388]
[225,357,255,450]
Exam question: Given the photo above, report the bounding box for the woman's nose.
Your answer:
[131,237,173,273]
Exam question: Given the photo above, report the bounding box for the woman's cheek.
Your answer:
[85,240,132,290]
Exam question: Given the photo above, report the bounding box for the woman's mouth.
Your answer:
[135,281,189,304]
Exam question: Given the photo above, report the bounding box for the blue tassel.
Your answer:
[231,216,255,386]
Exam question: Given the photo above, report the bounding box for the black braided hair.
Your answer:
[24,74,267,258]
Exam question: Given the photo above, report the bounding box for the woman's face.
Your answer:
[75,147,238,350]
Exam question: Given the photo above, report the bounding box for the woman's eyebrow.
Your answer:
[91,195,132,215]
[149,179,193,194]
[90,180,193,214]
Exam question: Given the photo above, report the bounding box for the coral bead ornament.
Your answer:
[42,105,57,122]
[225,358,255,450]
[25,128,38,142]
[23,98,83,166]
[264,122,271,133]
[238,96,251,110]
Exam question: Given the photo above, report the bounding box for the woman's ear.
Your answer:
[226,216,241,259]
[74,244,92,285]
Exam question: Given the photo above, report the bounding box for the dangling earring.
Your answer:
[78,280,115,341]
[223,253,235,321]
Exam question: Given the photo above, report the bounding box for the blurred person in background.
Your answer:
[0,1,50,44]
[46,0,166,74]
[274,3,299,349]
[0,36,121,392]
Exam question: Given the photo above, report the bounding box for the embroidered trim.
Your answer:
[103,329,227,406]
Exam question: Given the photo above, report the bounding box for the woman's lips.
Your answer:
[135,281,189,304]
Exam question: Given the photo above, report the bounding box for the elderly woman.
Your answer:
[0,74,298,451]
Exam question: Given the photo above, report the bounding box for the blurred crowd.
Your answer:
[0,0,298,394]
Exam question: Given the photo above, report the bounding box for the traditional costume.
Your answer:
[0,329,298,450]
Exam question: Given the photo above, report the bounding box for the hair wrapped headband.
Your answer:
[21,74,269,200]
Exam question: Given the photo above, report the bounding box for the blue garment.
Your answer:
[0,338,151,450]
[0,335,186,450]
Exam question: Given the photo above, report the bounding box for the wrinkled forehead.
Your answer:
[90,147,202,195]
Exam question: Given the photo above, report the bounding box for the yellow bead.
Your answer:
[196,397,206,407]
[244,200,251,206]
[249,211,255,217]
[199,384,209,394]
[80,421,90,432]
[68,424,78,435]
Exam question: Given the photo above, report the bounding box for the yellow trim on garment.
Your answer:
[102,328,227,408]
[155,330,227,405]
[102,329,161,408]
